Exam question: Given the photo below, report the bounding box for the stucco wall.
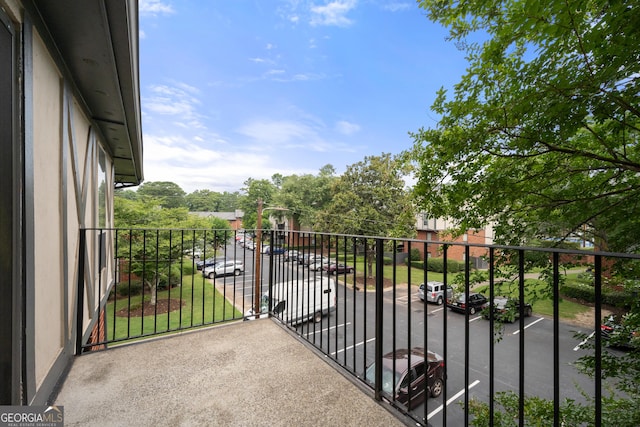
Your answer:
[32,31,64,388]
[31,30,114,391]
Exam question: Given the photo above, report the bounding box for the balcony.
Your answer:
[60,228,640,426]
[55,319,402,425]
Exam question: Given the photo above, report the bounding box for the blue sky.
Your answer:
[138,0,468,193]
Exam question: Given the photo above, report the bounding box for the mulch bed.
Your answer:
[116,298,186,317]
[353,276,395,291]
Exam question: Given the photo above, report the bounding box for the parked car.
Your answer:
[202,260,244,279]
[195,257,218,271]
[308,258,331,272]
[266,246,286,255]
[364,347,444,409]
[184,248,203,259]
[601,314,639,351]
[482,297,533,322]
[299,254,326,266]
[284,249,299,262]
[419,281,453,305]
[324,263,354,275]
[447,292,488,315]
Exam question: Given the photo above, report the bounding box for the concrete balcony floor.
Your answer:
[54,319,404,426]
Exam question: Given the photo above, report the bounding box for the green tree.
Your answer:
[316,154,416,277]
[113,193,233,305]
[218,191,242,212]
[239,178,276,229]
[406,0,640,253]
[273,165,337,228]
[185,189,221,211]
[407,0,640,424]
[137,181,187,209]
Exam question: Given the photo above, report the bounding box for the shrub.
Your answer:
[181,262,195,276]
[114,280,143,297]
[560,281,633,308]
[407,260,425,269]
[410,248,422,261]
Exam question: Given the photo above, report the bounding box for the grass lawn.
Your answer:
[106,274,242,342]
[335,257,589,322]
[474,279,590,320]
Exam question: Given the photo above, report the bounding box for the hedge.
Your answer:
[560,282,633,308]
[406,258,466,273]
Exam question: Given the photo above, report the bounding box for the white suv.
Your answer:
[419,281,453,305]
[203,260,244,279]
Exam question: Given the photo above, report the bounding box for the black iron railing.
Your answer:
[76,227,639,426]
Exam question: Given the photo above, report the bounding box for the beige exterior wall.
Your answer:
[30,30,115,390]
[32,32,64,389]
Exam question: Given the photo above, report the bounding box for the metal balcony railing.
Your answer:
[75,228,640,426]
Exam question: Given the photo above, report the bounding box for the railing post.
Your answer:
[75,228,86,355]
[268,230,275,314]
[374,238,384,401]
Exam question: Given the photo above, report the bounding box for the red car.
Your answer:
[365,347,444,409]
[324,263,354,275]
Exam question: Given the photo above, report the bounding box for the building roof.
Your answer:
[31,0,143,186]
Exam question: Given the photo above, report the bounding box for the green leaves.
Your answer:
[316,154,416,238]
[409,0,640,251]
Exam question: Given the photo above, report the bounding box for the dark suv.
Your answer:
[365,347,444,409]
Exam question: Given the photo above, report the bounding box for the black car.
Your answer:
[365,347,444,409]
[482,297,533,322]
[195,257,218,271]
[447,292,488,315]
[601,314,639,351]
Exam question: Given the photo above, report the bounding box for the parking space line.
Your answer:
[427,380,480,420]
[574,331,595,351]
[331,337,376,356]
[513,317,544,334]
[310,322,351,335]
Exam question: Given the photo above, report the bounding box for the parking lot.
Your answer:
[209,254,606,426]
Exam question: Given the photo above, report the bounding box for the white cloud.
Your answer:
[382,3,411,12]
[236,117,358,155]
[142,133,315,193]
[237,120,317,145]
[335,120,360,135]
[310,0,357,27]
[139,0,175,16]
[143,83,205,128]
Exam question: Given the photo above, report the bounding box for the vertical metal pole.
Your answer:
[254,198,263,316]
[553,252,560,427]
[518,249,525,427]
[594,255,602,427]
[268,230,275,314]
[374,238,384,401]
[75,229,86,355]
[463,245,469,427]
